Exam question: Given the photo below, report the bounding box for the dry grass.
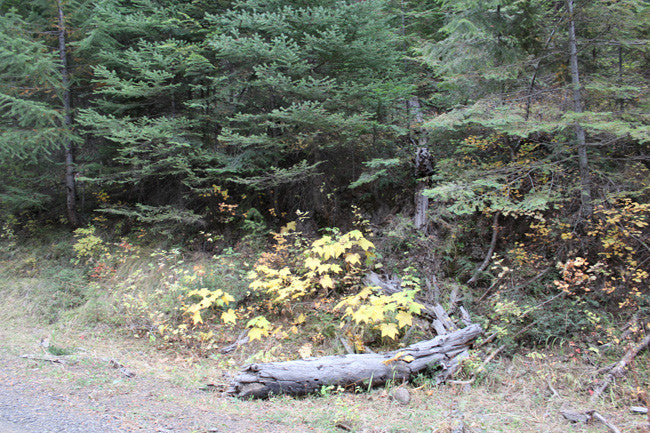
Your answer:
[0,248,648,433]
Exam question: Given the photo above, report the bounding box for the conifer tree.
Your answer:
[76,0,218,230]
[420,0,649,219]
[78,0,412,229]
[0,8,82,222]
[203,0,412,221]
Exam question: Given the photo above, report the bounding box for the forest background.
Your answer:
[0,0,648,422]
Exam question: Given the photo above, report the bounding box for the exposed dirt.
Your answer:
[0,322,301,433]
[0,266,647,433]
[1,321,647,433]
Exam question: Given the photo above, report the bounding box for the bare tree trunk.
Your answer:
[57,0,79,228]
[566,0,592,218]
[408,97,431,232]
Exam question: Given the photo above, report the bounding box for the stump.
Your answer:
[226,324,482,398]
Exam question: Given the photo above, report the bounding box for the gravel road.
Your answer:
[0,350,284,433]
[0,372,128,433]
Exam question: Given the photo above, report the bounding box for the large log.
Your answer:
[226,324,482,398]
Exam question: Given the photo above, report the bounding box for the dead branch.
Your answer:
[19,354,76,365]
[560,409,622,433]
[589,410,623,433]
[220,330,250,354]
[590,334,650,403]
[109,358,135,378]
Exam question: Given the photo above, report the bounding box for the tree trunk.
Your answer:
[566,0,592,218]
[408,97,431,232]
[525,27,557,121]
[226,324,482,399]
[57,0,79,228]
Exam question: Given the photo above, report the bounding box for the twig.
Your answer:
[588,410,622,433]
[593,362,617,375]
[619,313,639,341]
[561,409,623,433]
[450,344,505,386]
[219,330,249,354]
[448,284,460,313]
[511,268,550,292]
[547,379,560,399]
[590,334,650,403]
[476,279,499,304]
[109,358,135,378]
[459,306,473,327]
[339,336,355,355]
[19,354,76,365]
[521,292,564,317]
[477,332,498,349]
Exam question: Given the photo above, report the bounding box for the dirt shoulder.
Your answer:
[0,323,288,433]
[1,321,646,433]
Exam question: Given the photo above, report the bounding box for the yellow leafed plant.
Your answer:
[184,288,235,325]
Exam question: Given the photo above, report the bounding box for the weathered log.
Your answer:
[226,324,481,399]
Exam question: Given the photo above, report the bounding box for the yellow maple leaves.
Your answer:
[345,253,361,266]
[184,288,235,325]
[247,316,271,341]
[242,225,414,344]
[221,308,237,325]
[248,227,377,308]
[335,286,422,341]
[319,274,335,289]
[382,351,415,365]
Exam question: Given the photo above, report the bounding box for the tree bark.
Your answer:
[566,0,592,218]
[408,97,431,232]
[226,324,482,398]
[57,0,79,228]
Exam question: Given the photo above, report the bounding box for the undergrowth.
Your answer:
[0,208,648,410]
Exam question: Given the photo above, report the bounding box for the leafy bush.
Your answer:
[245,223,423,345]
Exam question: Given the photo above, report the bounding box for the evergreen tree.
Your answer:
[0,8,81,221]
[203,0,412,223]
[76,0,218,231]
[420,0,649,221]
[78,0,413,230]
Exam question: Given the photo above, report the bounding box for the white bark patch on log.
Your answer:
[226,324,481,399]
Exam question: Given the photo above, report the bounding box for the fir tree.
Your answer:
[0,8,81,221]
[76,0,217,230]
[203,0,412,222]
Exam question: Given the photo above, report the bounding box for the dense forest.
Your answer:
[0,0,649,403]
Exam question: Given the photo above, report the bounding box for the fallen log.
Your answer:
[226,324,481,399]
[560,409,623,433]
